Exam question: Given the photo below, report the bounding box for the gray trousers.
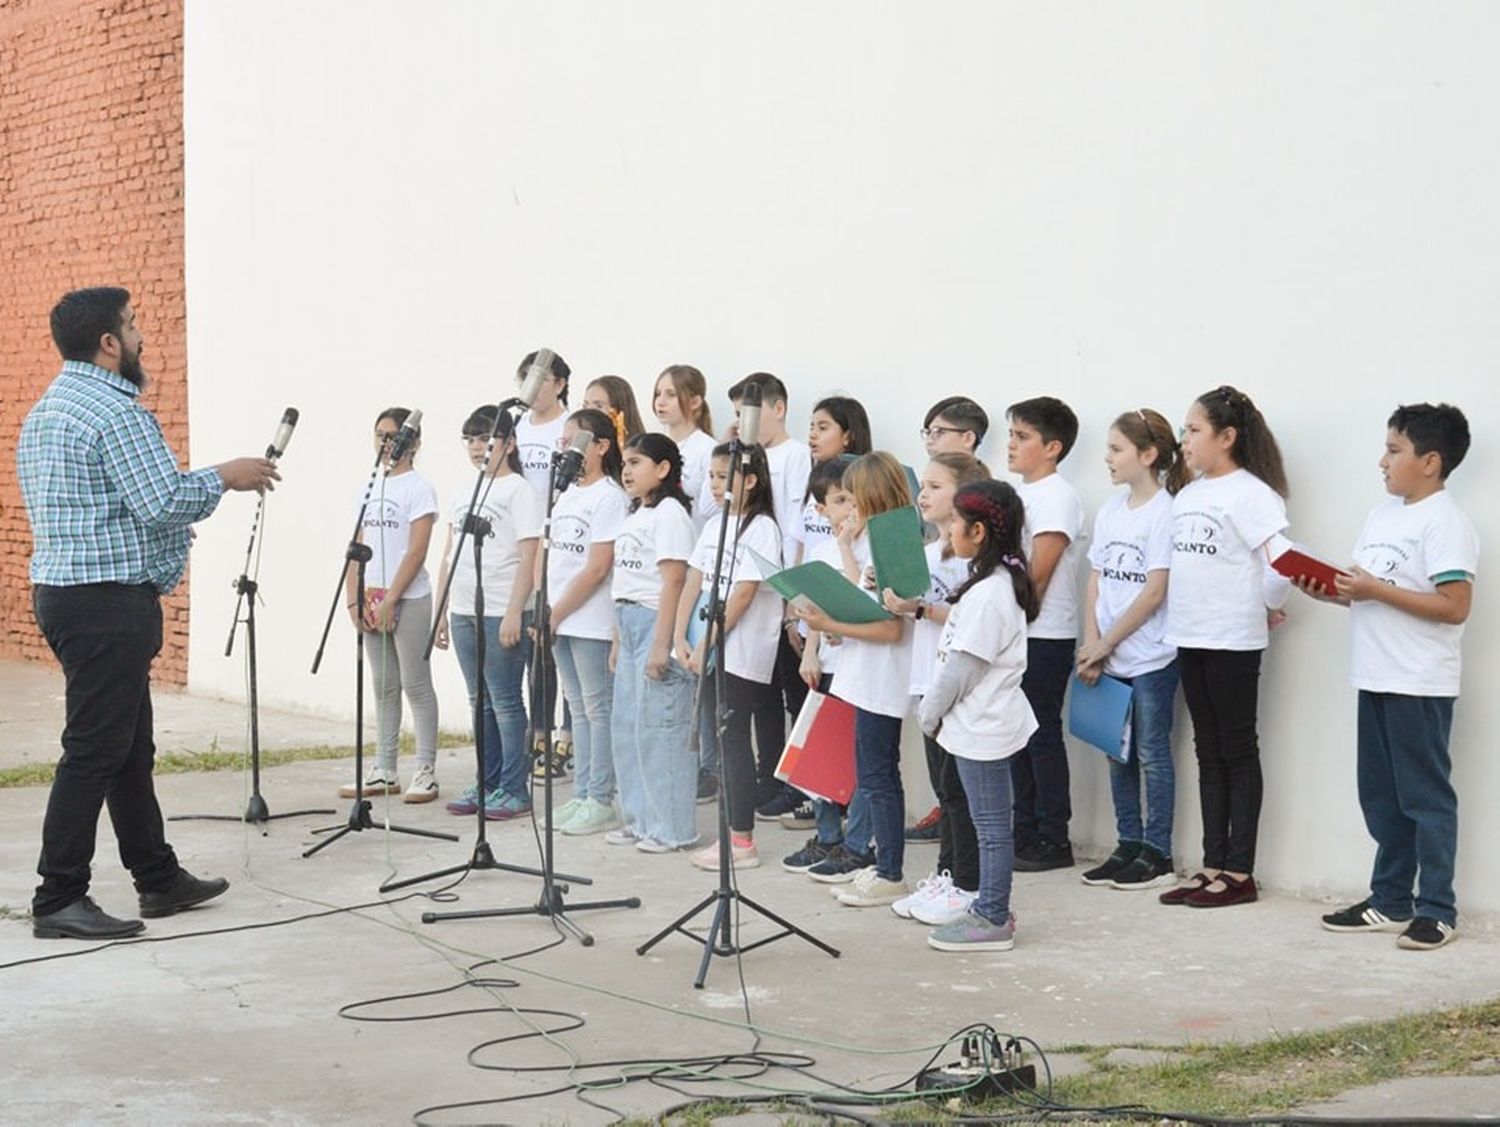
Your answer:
[362,593,439,771]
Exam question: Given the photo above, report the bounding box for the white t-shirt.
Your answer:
[1088,489,1175,678]
[360,471,438,600]
[830,533,914,718]
[800,495,835,560]
[689,512,784,683]
[676,429,718,532]
[764,438,812,561]
[446,473,543,617]
[1349,491,1480,697]
[514,411,567,499]
[548,476,628,640]
[1017,473,1086,640]
[934,573,1039,761]
[1166,469,1289,651]
[806,537,847,677]
[910,542,970,696]
[611,497,696,610]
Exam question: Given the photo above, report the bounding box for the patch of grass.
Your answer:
[0,730,471,789]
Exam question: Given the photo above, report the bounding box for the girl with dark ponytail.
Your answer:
[1075,408,1183,892]
[918,479,1038,952]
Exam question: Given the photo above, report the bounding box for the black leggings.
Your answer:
[1177,647,1264,873]
[925,734,979,892]
[716,671,782,834]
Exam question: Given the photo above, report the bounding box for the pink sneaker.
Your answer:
[689,840,760,871]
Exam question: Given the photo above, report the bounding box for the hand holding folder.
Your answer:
[1067,672,1133,763]
[747,547,892,624]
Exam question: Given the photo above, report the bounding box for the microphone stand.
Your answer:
[303,446,459,859]
[380,407,582,893]
[172,488,334,827]
[635,435,838,987]
[419,450,640,942]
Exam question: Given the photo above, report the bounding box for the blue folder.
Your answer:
[1067,672,1134,763]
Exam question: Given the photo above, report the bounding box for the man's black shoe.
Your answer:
[33,896,145,940]
[138,870,229,918]
[1013,838,1075,873]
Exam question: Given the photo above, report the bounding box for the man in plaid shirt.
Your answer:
[17,287,279,940]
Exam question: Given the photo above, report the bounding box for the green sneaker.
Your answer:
[560,797,621,836]
[548,796,584,826]
[483,789,532,821]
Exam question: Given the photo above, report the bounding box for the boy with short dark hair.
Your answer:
[1310,403,1478,950]
[923,396,989,456]
[1006,396,1085,872]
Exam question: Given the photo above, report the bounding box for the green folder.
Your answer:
[746,548,893,624]
[867,506,931,599]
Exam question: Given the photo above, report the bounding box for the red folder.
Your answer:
[1271,544,1351,593]
[775,691,856,805]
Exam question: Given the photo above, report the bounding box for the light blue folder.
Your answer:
[1067,672,1134,763]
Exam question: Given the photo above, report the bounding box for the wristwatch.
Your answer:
[914,604,926,620]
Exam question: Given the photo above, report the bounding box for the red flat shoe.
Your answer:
[1185,873,1258,909]
[1158,871,1211,905]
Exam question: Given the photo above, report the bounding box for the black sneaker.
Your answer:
[779,802,816,831]
[1013,837,1074,873]
[755,789,801,821]
[1080,842,1141,886]
[1110,846,1176,891]
[781,837,837,873]
[696,770,719,804]
[806,844,876,883]
[1396,916,1456,950]
[1321,898,1410,933]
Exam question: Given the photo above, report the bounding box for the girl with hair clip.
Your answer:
[884,452,992,925]
[547,408,630,836]
[1160,385,1291,908]
[584,375,647,447]
[1076,409,1189,891]
[652,364,718,533]
[919,480,1040,952]
[434,406,543,820]
[674,443,783,870]
[342,408,441,802]
[607,433,700,853]
[793,453,918,905]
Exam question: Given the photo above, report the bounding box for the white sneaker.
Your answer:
[836,868,910,907]
[402,763,439,803]
[912,884,977,926]
[604,826,641,846]
[338,766,400,798]
[891,871,952,920]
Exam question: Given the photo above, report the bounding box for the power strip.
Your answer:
[914,1033,1037,1102]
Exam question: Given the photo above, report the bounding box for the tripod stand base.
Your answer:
[302,798,459,858]
[422,882,641,945]
[170,793,337,826]
[378,838,593,894]
[637,886,840,989]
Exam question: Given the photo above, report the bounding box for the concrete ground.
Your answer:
[2,660,1497,1125]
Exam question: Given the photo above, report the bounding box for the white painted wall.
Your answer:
[184,2,1497,910]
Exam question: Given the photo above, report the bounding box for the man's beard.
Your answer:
[119,346,146,388]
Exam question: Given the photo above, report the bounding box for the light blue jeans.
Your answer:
[553,634,614,803]
[955,753,1015,926]
[1107,660,1179,858]
[449,611,532,802]
[612,602,698,846]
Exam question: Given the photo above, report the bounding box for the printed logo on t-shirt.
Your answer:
[614,529,648,572]
[552,514,591,555]
[1099,537,1149,585]
[1172,509,1223,557]
[518,442,553,478]
[803,512,833,541]
[364,498,403,531]
[1359,538,1415,584]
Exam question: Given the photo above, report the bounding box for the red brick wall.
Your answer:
[0,0,189,683]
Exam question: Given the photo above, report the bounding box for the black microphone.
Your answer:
[386,409,423,466]
[552,429,592,493]
[265,407,299,461]
[737,381,764,448]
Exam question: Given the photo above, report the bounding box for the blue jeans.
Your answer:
[1107,661,1179,858]
[854,708,906,881]
[955,753,1016,926]
[1358,691,1458,927]
[449,611,532,801]
[813,791,873,853]
[612,603,698,846]
[553,635,614,803]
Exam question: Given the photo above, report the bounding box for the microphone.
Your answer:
[552,429,592,493]
[737,382,764,448]
[512,348,556,411]
[386,409,423,466]
[265,407,299,461]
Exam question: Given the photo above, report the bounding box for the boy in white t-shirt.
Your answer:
[1300,404,1479,951]
[1006,396,1085,873]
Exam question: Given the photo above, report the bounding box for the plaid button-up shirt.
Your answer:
[17,360,224,593]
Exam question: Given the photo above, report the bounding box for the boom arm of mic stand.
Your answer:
[310,448,389,676]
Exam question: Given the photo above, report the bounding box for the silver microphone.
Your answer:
[386,409,424,465]
[737,381,764,448]
[515,348,557,409]
[552,428,592,493]
[265,407,299,461]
